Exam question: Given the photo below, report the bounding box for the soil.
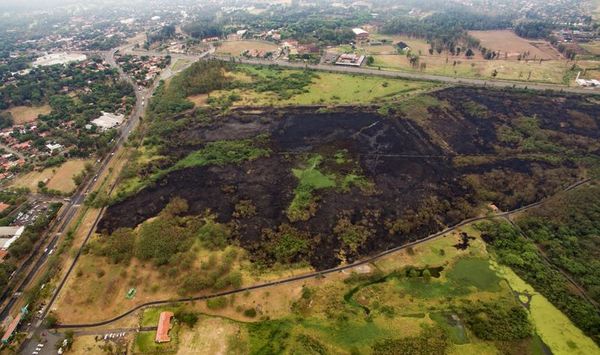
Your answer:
[99,88,600,270]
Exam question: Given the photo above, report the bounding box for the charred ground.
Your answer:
[99,87,600,270]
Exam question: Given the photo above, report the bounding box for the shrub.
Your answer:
[243,308,257,318]
[206,297,227,310]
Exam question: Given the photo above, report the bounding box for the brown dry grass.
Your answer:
[5,104,51,124]
[11,159,90,193]
[187,94,209,106]
[215,40,279,56]
[469,30,560,60]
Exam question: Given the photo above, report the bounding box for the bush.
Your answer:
[243,308,257,318]
[174,309,199,328]
[206,297,227,310]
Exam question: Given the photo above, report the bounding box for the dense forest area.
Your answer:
[477,185,600,345]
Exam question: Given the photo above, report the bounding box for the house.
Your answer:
[335,53,366,67]
[0,202,10,214]
[352,28,369,41]
[46,143,63,153]
[155,311,174,343]
[0,226,25,251]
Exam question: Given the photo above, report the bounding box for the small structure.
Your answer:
[91,112,125,131]
[575,72,600,87]
[0,226,25,251]
[155,311,174,343]
[352,28,369,41]
[46,143,63,153]
[335,53,366,67]
[1,305,28,344]
[0,202,10,214]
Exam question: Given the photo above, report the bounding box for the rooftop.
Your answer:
[155,311,174,343]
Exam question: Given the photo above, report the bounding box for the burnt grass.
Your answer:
[99,87,600,270]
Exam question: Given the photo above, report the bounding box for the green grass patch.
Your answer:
[287,155,336,222]
[141,306,177,327]
[446,257,502,292]
[173,139,270,171]
[430,312,469,345]
[134,329,178,354]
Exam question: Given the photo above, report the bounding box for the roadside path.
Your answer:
[52,178,593,330]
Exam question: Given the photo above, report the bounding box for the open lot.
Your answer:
[580,41,600,56]
[11,159,90,193]
[469,30,561,60]
[215,40,279,56]
[371,54,572,84]
[4,104,51,124]
[211,69,440,106]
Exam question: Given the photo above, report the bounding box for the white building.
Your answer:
[0,226,25,250]
[33,53,87,67]
[45,143,63,153]
[91,112,125,131]
[575,72,600,87]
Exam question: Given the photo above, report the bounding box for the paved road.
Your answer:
[124,48,600,95]
[49,178,592,330]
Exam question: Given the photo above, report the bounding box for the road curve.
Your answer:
[53,178,593,330]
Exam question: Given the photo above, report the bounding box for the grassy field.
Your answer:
[211,68,439,106]
[215,40,279,56]
[134,329,178,354]
[123,226,576,354]
[4,104,51,124]
[580,41,600,56]
[371,55,572,84]
[80,223,600,354]
[11,159,90,193]
[469,30,560,60]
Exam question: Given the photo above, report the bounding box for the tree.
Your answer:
[366,56,374,65]
[465,48,474,58]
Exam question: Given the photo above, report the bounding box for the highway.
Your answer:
[17,46,199,355]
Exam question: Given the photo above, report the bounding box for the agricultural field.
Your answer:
[215,40,279,56]
[469,30,561,60]
[11,159,90,194]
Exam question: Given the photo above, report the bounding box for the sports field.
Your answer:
[11,159,90,193]
[215,40,279,56]
[4,104,51,124]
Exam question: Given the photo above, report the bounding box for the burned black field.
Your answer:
[99,87,600,270]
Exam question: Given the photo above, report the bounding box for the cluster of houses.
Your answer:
[115,54,169,87]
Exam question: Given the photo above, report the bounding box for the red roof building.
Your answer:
[1,312,23,344]
[155,311,174,343]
